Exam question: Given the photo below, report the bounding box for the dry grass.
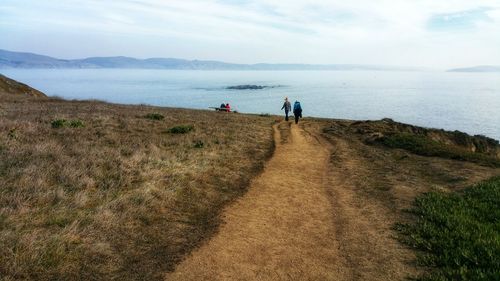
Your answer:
[3,73,498,281]
[0,74,47,99]
[321,119,500,204]
[0,96,274,280]
[167,122,343,280]
[169,119,496,281]
[317,119,500,280]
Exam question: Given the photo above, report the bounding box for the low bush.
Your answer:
[51,119,67,128]
[69,120,85,128]
[51,119,84,128]
[144,113,164,120]
[397,177,500,280]
[167,125,194,134]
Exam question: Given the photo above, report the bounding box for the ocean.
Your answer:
[2,69,500,140]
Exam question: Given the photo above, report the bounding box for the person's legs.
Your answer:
[295,114,299,124]
[285,111,289,121]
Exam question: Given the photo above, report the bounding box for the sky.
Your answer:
[1,0,500,68]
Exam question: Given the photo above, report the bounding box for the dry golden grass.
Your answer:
[0,74,46,99]
[315,120,500,280]
[3,74,499,281]
[0,96,274,280]
[167,122,342,280]
[168,119,497,281]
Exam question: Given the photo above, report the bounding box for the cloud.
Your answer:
[428,7,495,31]
[1,0,500,68]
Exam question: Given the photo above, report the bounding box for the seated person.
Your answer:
[217,103,227,111]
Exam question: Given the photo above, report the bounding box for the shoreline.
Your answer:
[2,68,499,141]
[36,95,500,142]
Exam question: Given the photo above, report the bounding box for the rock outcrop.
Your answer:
[325,118,500,159]
[226,85,272,90]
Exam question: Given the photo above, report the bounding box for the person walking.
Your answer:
[293,100,302,124]
[281,97,291,121]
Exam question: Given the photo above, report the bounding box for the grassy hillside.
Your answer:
[397,177,500,280]
[331,119,500,167]
[1,75,499,281]
[0,74,47,99]
[320,119,500,280]
[0,93,274,280]
[380,132,500,167]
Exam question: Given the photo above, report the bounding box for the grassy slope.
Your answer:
[380,133,500,168]
[397,177,500,280]
[0,97,274,280]
[320,120,500,280]
[1,74,499,280]
[0,74,47,98]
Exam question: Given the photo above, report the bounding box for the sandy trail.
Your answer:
[166,122,413,280]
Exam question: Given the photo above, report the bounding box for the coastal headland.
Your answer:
[1,75,499,280]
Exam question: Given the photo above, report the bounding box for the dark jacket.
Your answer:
[281,101,291,112]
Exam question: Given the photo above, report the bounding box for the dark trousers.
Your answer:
[285,111,289,121]
[294,114,299,124]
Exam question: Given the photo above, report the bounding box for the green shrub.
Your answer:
[451,130,471,147]
[144,113,164,120]
[51,119,67,128]
[69,120,84,128]
[167,125,194,134]
[380,133,500,167]
[397,177,500,280]
[51,119,84,128]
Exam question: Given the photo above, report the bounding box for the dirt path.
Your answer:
[165,122,414,280]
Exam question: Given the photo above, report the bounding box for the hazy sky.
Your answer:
[1,0,500,68]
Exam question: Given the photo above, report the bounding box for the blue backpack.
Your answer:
[294,102,302,111]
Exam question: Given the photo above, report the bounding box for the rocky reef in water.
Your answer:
[226,85,280,90]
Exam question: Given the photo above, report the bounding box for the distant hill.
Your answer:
[0,49,420,71]
[0,74,46,98]
[447,65,500,72]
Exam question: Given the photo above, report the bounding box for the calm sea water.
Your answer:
[2,69,500,140]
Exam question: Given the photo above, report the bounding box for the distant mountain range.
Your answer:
[447,65,500,72]
[0,49,420,71]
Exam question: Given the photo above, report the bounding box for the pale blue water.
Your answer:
[2,69,500,140]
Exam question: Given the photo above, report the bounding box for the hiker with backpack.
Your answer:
[293,100,302,124]
[281,97,291,121]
